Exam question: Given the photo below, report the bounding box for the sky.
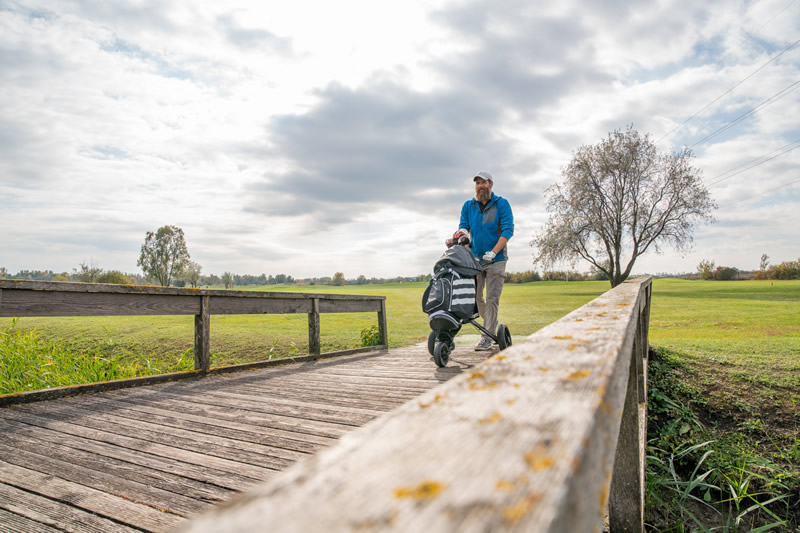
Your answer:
[1,0,799,280]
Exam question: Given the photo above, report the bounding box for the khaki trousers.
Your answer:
[476,260,506,339]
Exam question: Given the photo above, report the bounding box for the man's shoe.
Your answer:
[474,337,492,351]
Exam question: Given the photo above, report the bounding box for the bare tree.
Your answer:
[531,127,716,287]
[74,259,102,283]
[137,225,191,287]
[759,253,770,271]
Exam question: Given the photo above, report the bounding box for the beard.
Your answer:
[476,188,491,203]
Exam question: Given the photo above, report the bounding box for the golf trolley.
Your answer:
[427,313,512,368]
[422,240,512,368]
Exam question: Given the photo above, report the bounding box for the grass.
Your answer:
[646,279,800,531]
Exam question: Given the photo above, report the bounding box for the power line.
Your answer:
[689,79,800,148]
[750,0,799,35]
[707,140,800,187]
[657,38,800,143]
[717,177,800,208]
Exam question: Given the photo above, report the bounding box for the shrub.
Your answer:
[96,270,133,284]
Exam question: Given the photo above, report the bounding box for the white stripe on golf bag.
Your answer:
[451,297,475,305]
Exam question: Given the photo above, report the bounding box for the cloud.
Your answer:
[216,14,292,55]
[245,80,519,223]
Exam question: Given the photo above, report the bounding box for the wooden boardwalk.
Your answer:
[0,343,488,532]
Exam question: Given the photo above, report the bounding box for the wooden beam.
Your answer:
[210,296,312,315]
[318,299,382,313]
[308,298,320,356]
[194,296,210,372]
[0,290,200,317]
[0,279,385,301]
[179,277,653,533]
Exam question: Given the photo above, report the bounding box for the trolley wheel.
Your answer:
[428,330,437,356]
[433,341,450,368]
[497,324,512,350]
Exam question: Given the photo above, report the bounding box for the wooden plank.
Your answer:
[0,442,207,517]
[231,383,414,410]
[308,298,320,356]
[318,299,381,313]
[45,397,313,463]
[0,420,231,503]
[0,408,273,481]
[194,295,210,371]
[0,481,142,533]
[0,460,182,532]
[0,507,62,533]
[160,387,376,427]
[3,403,296,471]
[0,289,200,317]
[105,388,352,440]
[84,398,336,452]
[0,416,250,492]
[209,296,312,314]
[180,277,652,533]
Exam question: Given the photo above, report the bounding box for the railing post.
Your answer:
[194,295,210,372]
[609,311,645,532]
[377,298,388,347]
[308,298,320,356]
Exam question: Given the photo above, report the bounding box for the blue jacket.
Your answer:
[459,192,514,262]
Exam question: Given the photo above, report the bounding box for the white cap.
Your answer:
[473,171,493,182]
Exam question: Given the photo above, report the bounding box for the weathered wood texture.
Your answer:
[181,277,652,533]
[0,279,388,375]
[0,345,486,532]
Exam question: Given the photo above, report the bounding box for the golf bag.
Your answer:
[422,245,483,336]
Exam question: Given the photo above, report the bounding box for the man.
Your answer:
[457,171,514,351]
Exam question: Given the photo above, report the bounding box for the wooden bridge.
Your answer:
[0,277,652,532]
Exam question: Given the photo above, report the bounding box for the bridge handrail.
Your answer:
[181,276,652,532]
[0,279,388,373]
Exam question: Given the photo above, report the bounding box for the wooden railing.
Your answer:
[181,276,653,533]
[0,279,387,373]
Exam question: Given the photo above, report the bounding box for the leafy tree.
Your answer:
[221,272,234,289]
[714,266,738,281]
[0,267,7,279]
[52,274,69,282]
[760,253,770,271]
[137,225,191,287]
[697,259,715,280]
[531,127,716,287]
[183,261,202,288]
[96,270,133,284]
[332,272,345,286]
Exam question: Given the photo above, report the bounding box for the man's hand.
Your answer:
[482,251,496,262]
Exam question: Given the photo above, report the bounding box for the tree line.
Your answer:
[697,255,800,281]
